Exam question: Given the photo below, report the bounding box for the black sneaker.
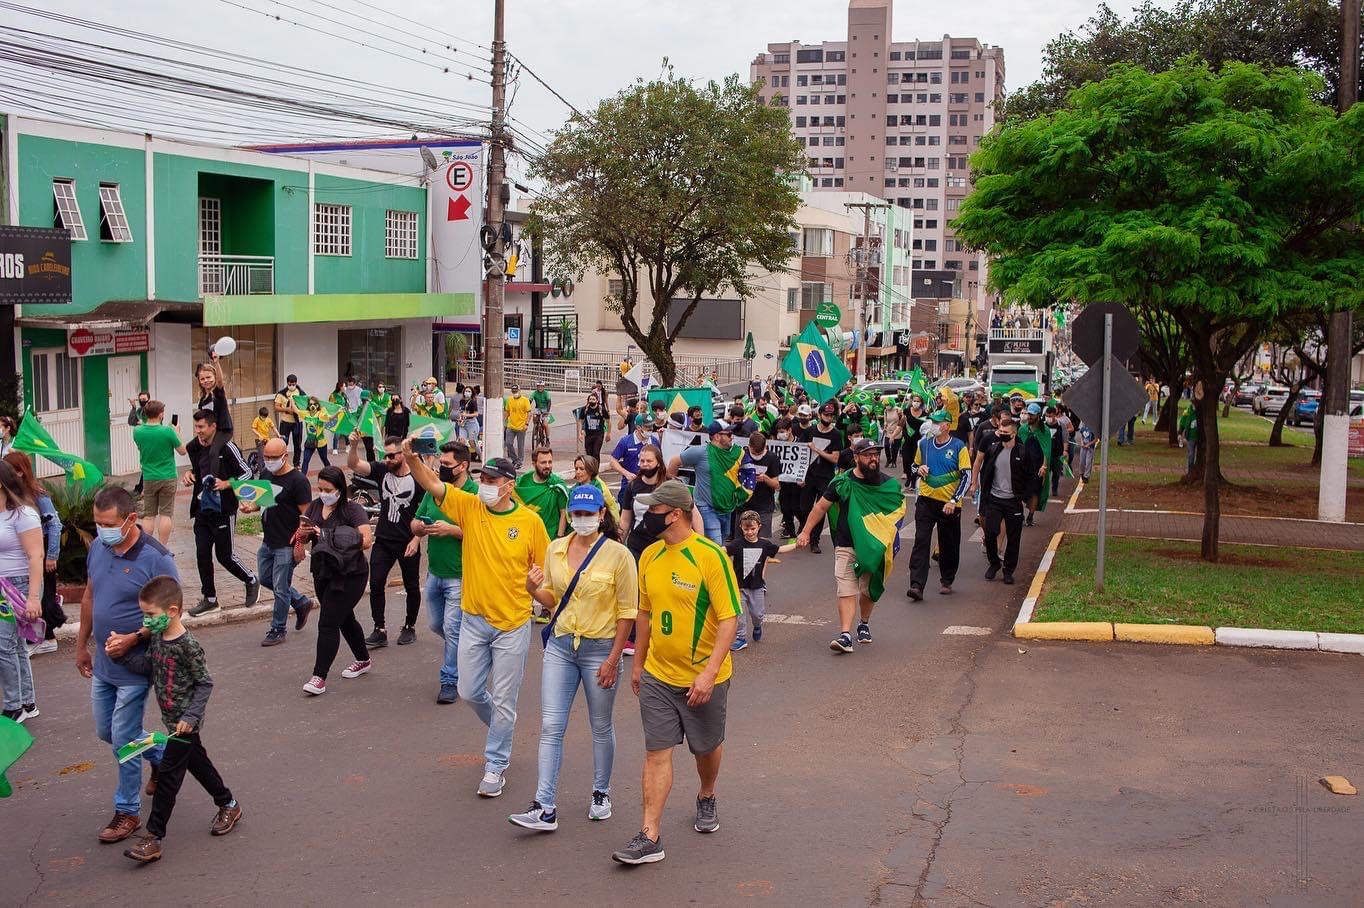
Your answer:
[188,597,219,617]
[856,622,872,645]
[244,578,261,608]
[365,628,388,648]
[437,683,459,704]
[985,565,999,581]
[1003,574,1016,585]
[906,586,924,601]
[294,598,314,631]
[261,629,286,647]
[397,626,417,646]
[694,795,719,833]
[809,543,822,554]
[829,632,854,654]
[612,831,665,865]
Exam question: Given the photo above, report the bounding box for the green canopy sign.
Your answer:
[814,302,842,328]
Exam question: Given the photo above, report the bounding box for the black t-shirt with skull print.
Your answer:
[367,462,419,544]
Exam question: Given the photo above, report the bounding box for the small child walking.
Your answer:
[108,575,241,863]
[724,510,796,650]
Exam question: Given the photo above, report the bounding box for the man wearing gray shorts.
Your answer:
[614,480,741,866]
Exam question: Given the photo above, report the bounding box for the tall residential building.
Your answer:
[751,0,1005,352]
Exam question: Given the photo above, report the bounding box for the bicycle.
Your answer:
[531,409,551,450]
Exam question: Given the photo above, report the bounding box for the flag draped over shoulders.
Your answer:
[514,471,570,537]
[707,443,750,512]
[826,471,905,602]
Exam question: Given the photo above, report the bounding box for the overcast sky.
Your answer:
[13,0,1153,166]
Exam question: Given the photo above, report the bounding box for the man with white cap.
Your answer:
[906,409,972,601]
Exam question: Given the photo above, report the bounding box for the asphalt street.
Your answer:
[5,474,1361,908]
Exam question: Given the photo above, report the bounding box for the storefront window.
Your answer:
[191,324,277,433]
[338,326,402,390]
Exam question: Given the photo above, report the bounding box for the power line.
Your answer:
[335,0,491,53]
[508,52,584,118]
[290,0,491,67]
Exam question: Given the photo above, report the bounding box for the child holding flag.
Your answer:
[109,576,241,863]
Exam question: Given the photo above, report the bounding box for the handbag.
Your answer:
[541,534,608,648]
[0,575,46,645]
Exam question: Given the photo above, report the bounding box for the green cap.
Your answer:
[928,409,953,423]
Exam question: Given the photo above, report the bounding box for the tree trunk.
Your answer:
[1311,368,1329,466]
[1267,385,1301,447]
[1197,388,1221,562]
[1158,389,1181,446]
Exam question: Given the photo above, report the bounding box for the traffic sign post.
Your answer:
[1097,314,1112,592]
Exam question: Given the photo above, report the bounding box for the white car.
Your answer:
[1253,386,1290,416]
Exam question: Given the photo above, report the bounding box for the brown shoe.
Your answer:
[99,812,141,843]
[124,834,162,863]
[145,763,159,797]
[211,802,242,836]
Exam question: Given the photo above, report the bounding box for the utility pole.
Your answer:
[846,200,889,383]
[1319,0,1359,521]
[481,0,508,458]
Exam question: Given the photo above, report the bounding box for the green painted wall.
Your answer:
[152,152,311,301]
[313,173,427,294]
[16,135,148,317]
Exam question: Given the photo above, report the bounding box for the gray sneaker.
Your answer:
[188,598,219,617]
[477,770,506,798]
[694,795,719,833]
[612,830,665,865]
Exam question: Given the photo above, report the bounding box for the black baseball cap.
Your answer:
[479,457,518,480]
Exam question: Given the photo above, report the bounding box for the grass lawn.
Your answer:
[1034,535,1364,634]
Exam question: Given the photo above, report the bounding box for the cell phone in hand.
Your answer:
[411,435,439,456]
[417,515,435,525]
[171,414,179,427]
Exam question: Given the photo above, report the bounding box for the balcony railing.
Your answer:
[198,254,274,297]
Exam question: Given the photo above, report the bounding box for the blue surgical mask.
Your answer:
[97,518,130,547]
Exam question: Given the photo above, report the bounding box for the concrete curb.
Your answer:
[53,600,277,642]
[1011,534,1364,656]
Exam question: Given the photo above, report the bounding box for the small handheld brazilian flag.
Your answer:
[116,732,187,764]
[782,323,850,405]
[230,479,281,508]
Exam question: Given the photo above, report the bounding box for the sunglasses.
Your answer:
[383,452,401,460]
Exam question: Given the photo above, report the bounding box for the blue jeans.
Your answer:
[258,543,309,634]
[535,635,619,810]
[697,501,731,545]
[91,678,161,816]
[457,612,531,775]
[0,605,35,711]
[425,575,463,687]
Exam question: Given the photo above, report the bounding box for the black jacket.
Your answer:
[185,435,251,517]
[978,438,1038,503]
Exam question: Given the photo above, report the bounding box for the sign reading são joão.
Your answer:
[0,225,72,305]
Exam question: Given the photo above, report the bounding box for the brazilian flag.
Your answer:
[409,414,456,443]
[825,470,906,602]
[782,322,850,405]
[12,409,104,487]
[907,365,931,402]
[514,470,569,537]
[708,443,750,512]
[648,387,712,424]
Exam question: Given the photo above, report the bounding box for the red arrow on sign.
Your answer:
[448,195,471,221]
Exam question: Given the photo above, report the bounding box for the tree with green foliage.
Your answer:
[955,62,1364,561]
[1004,0,1360,121]
[528,68,806,386]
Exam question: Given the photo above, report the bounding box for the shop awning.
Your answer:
[17,299,202,329]
[204,292,476,327]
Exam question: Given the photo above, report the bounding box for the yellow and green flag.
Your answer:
[707,443,750,512]
[782,322,850,405]
[409,414,456,444]
[825,471,906,602]
[647,387,711,424]
[514,471,570,537]
[12,409,104,487]
[230,479,281,508]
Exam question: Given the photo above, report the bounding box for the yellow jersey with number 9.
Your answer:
[638,531,742,687]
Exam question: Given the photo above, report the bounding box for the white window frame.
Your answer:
[98,183,134,242]
[313,202,352,256]
[384,209,419,259]
[52,179,87,241]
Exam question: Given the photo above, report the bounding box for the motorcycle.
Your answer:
[349,472,381,522]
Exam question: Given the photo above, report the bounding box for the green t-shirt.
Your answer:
[417,477,478,578]
[1178,406,1199,442]
[133,423,182,482]
[530,389,551,411]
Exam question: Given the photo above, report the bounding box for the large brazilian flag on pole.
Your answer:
[824,470,906,602]
[782,322,850,405]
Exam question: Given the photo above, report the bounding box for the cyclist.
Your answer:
[530,381,553,448]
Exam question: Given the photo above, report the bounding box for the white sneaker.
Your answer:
[19,704,39,723]
[508,802,558,831]
[478,771,506,798]
[589,790,612,821]
[27,640,57,656]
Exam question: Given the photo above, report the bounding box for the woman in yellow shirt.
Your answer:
[509,484,638,832]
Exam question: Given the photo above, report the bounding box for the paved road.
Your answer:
[7,476,1361,907]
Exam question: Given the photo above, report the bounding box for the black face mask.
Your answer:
[439,465,461,484]
[639,465,660,479]
[641,511,671,536]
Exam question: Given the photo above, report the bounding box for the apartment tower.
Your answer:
[751,0,1005,336]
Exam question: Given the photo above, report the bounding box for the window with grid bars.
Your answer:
[98,183,133,242]
[314,203,352,256]
[385,209,418,259]
[52,180,87,240]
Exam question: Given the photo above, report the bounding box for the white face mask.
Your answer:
[319,491,340,507]
[570,515,600,537]
[265,456,287,474]
[478,482,504,506]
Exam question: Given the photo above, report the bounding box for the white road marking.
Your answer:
[942,625,993,636]
[968,528,983,543]
[763,613,832,627]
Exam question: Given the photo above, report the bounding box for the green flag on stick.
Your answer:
[116,731,187,764]
[11,409,104,487]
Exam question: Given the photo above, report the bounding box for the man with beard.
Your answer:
[794,402,843,554]
[349,432,422,648]
[515,447,569,540]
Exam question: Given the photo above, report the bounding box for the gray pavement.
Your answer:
[7,475,1362,907]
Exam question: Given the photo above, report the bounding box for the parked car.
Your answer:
[933,377,984,397]
[1253,386,1290,415]
[1235,382,1265,407]
[860,380,913,397]
[1291,390,1321,426]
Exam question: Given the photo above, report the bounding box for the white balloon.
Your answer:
[213,336,237,357]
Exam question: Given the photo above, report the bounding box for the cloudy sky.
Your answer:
[6,0,1152,165]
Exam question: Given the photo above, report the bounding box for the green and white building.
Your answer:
[2,115,476,477]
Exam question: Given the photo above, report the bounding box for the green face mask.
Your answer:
[142,613,172,635]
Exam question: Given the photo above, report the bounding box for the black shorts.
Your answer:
[639,670,729,755]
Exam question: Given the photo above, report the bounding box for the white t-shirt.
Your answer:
[0,505,41,577]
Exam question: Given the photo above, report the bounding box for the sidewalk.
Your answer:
[1061,509,1364,551]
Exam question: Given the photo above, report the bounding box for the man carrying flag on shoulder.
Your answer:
[797,438,905,654]
[906,409,972,601]
[669,424,749,545]
[514,447,569,539]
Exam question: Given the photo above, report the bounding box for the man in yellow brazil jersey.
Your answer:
[611,480,741,866]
